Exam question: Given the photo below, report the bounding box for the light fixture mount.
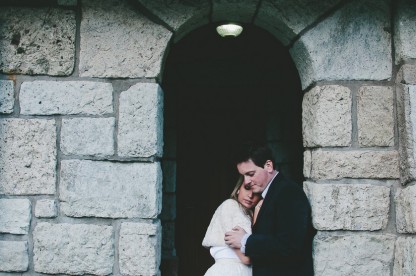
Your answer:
[216,23,243,37]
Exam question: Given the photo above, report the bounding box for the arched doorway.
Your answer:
[162,23,303,276]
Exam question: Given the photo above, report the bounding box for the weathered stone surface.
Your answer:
[398,64,416,84]
[162,160,176,193]
[291,0,391,89]
[357,86,394,147]
[119,221,161,276]
[137,0,209,41]
[306,149,400,180]
[20,81,113,115]
[302,85,352,147]
[118,83,164,158]
[314,233,395,276]
[61,117,115,157]
[304,182,390,230]
[58,0,77,6]
[0,80,14,113]
[255,0,342,46]
[0,7,75,75]
[394,237,416,276]
[0,241,28,272]
[0,199,31,234]
[395,185,416,233]
[60,160,162,218]
[212,0,258,23]
[34,222,113,275]
[0,119,56,195]
[394,0,416,63]
[80,0,172,78]
[35,199,57,218]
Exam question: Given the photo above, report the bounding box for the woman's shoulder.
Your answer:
[219,198,239,209]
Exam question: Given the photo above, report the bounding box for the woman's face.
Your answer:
[237,183,261,209]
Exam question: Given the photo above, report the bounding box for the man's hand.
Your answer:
[224,226,247,249]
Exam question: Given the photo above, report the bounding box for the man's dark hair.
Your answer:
[232,141,274,168]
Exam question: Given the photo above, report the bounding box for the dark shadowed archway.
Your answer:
[161,23,303,276]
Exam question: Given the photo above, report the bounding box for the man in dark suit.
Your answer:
[225,143,316,275]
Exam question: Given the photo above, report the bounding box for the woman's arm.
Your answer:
[233,248,251,265]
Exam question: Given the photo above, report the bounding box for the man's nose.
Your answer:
[244,176,251,184]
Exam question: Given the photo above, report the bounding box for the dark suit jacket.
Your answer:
[246,173,316,276]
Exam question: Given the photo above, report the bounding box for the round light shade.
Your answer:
[216,24,243,37]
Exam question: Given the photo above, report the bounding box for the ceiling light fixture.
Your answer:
[216,23,243,37]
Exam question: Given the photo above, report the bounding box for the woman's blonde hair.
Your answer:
[230,176,254,219]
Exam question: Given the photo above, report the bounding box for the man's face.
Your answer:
[237,159,274,194]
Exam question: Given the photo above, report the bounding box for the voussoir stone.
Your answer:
[80,0,172,78]
[0,241,29,272]
[20,81,113,115]
[118,83,164,158]
[290,0,391,89]
[0,119,56,195]
[307,149,400,180]
[0,80,14,114]
[212,0,258,23]
[119,221,161,276]
[34,222,113,275]
[304,182,390,230]
[0,199,31,234]
[302,85,352,147]
[395,184,416,233]
[0,7,75,75]
[394,0,416,63]
[314,233,395,276]
[60,160,162,218]
[394,237,416,276]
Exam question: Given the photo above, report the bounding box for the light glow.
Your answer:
[216,24,243,37]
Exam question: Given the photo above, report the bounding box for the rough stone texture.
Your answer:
[80,0,172,78]
[397,64,416,84]
[35,199,57,218]
[394,237,416,276]
[397,84,416,184]
[290,0,391,89]
[118,83,164,158]
[212,0,258,23]
[0,80,14,113]
[305,149,400,180]
[304,182,390,230]
[314,233,395,276]
[119,221,161,276]
[58,0,77,6]
[302,85,352,147]
[395,184,416,233]
[61,117,115,157]
[137,0,209,42]
[0,241,28,272]
[20,81,113,115]
[0,7,75,75]
[0,119,56,195]
[33,222,113,275]
[60,160,162,218]
[255,0,342,46]
[394,0,416,64]
[0,199,31,234]
[162,160,176,193]
[357,86,394,147]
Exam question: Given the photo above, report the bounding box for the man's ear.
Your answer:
[264,160,274,172]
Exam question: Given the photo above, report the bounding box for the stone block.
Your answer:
[58,0,77,6]
[119,221,161,276]
[394,237,416,276]
[60,160,162,218]
[0,241,28,272]
[162,160,176,193]
[304,182,390,230]
[395,184,416,233]
[394,0,416,63]
[61,117,115,157]
[0,80,14,114]
[35,199,57,218]
[290,0,391,89]
[357,86,394,147]
[302,85,352,147]
[212,0,258,23]
[314,233,395,276]
[0,7,75,75]
[118,83,164,158]
[33,222,113,275]
[20,81,113,115]
[307,149,399,180]
[80,0,172,78]
[0,119,56,195]
[0,199,31,234]
[397,64,416,84]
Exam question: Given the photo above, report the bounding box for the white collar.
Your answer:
[262,170,278,199]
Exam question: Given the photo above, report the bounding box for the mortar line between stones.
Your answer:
[73,0,82,77]
[250,0,262,25]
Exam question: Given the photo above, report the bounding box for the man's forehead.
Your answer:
[237,160,259,172]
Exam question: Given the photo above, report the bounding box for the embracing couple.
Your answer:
[202,142,316,276]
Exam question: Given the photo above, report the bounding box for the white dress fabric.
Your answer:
[202,199,252,276]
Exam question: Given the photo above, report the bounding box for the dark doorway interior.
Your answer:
[162,24,303,276]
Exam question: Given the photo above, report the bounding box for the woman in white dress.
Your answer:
[202,177,262,276]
